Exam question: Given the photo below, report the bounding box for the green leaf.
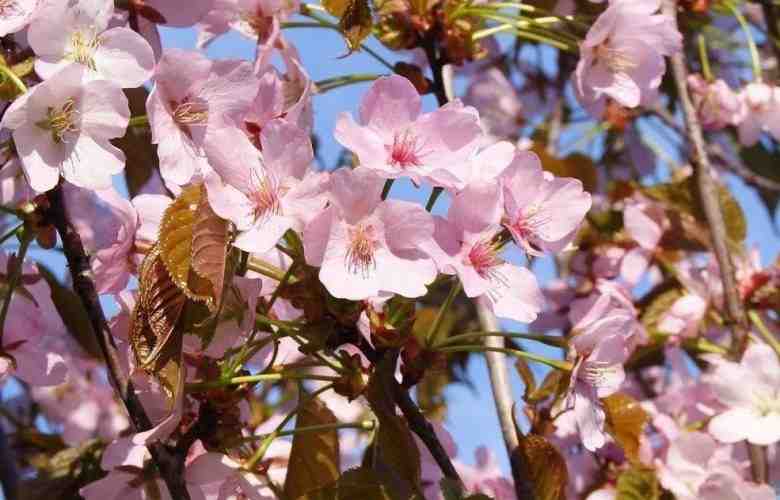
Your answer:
[639,286,684,334]
[525,368,568,403]
[364,356,422,498]
[296,467,393,499]
[114,87,158,198]
[615,465,659,500]
[284,396,341,499]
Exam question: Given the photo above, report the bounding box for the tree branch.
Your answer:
[663,0,767,483]
[476,297,536,500]
[0,423,17,500]
[44,184,192,499]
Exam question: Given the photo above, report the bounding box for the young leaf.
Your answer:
[517,434,568,500]
[130,244,185,369]
[615,465,659,500]
[339,0,373,53]
[158,184,230,311]
[296,467,394,499]
[602,393,649,463]
[284,396,341,499]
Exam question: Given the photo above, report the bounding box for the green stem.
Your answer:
[247,257,292,282]
[727,1,763,82]
[315,73,384,93]
[186,372,340,391]
[697,34,714,82]
[0,64,27,95]
[426,281,462,346]
[436,345,572,371]
[435,331,566,349]
[748,310,780,356]
[0,223,23,246]
[128,115,148,127]
[0,206,19,217]
[425,187,443,212]
[0,230,33,344]
[245,383,334,470]
[232,420,375,445]
[682,337,728,355]
[381,179,394,200]
[266,262,296,312]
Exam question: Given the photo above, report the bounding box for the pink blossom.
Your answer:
[427,181,543,323]
[575,0,682,115]
[463,68,523,141]
[64,184,138,294]
[147,49,257,187]
[303,167,438,300]
[0,252,70,386]
[334,75,483,190]
[0,0,41,36]
[0,156,35,207]
[1,64,130,192]
[500,149,591,255]
[565,282,642,451]
[457,447,515,499]
[703,342,780,445]
[735,82,780,146]
[28,0,154,88]
[185,440,290,500]
[205,118,327,254]
[137,0,213,27]
[687,74,740,131]
[197,0,299,50]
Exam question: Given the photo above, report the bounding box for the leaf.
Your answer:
[37,267,101,359]
[114,87,158,198]
[642,176,746,248]
[615,466,659,500]
[515,358,536,401]
[130,244,185,369]
[639,286,684,335]
[364,356,422,498]
[191,194,229,307]
[526,369,568,403]
[516,434,567,500]
[322,0,349,16]
[19,440,105,500]
[602,393,649,463]
[11,57,35,78]
[532,145,599,193]
[284,396,341,499]
[296,467,394,500]
[158,184,230,311]
[339,0,373,53]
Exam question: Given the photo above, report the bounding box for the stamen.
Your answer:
[466,237,507,285]
[248,170,281,221]
[172,100,209,125]
[386,130,426,169]
[345,224,378,278]
[35,98,79,144]
[68,31,102,71]
[595,42,638,73]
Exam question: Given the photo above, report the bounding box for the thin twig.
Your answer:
[476,298,535,500]
[44,184,192,499]
[663,0,766,483]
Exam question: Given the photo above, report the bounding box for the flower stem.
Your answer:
[697,34,714,82]
[315,73,384,93]
[426,281,462,346]
[232,419,375,445]
[436,345,572,371]
[727,1,763,82]
[128,115,148,127]
[435,330,566,349]
[0,223,23,246]
[0,64,27,95]
[247,256,293,282]
[425,187,443,212]
[381,179,394,200]
[748,310,780,356]
[186,372,340,391]
[0,228,33,345]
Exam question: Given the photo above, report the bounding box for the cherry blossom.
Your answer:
[28,0,155,88]
[575,0,682,115]
[1,64,130,192]
[334,75,483,190]
[303,167,438,300]
[205,118,327,254]
[687,74,740,131]
[703,342,780,446]
[427,181,544,323]
[735,82,780,146]
[0,0,41,36]
[500,149,591,256]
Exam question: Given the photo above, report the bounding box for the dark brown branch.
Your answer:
[0,423,17,500]
[476,298,536,500]
[757,0,780,72]
[45,184,191,499]
[663,0,767,483]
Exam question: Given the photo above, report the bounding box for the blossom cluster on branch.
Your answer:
[0,0,778,499]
